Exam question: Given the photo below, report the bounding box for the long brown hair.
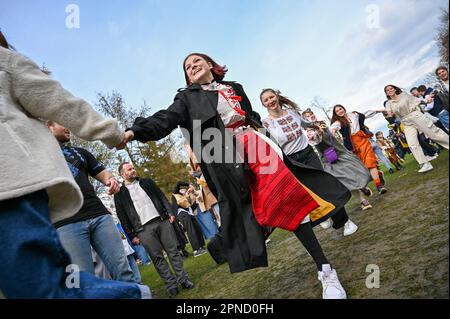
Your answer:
[183,53,228,86]
[330,104,349,126]
[259,88,301,113]
[0,30,13,50]
[383,84,403,100]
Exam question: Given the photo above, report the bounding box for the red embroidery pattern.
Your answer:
[277,113,303,142]
[215,84,246,116]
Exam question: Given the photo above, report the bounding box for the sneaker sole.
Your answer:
[323,293,347,299]
[194,252,207,257]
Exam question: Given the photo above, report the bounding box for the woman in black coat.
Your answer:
[123,53,351,299]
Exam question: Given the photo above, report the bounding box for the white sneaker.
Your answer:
[426,154,438,161]
[320,219,333,229]
[418,162,433,173]
[343,220,358,236]
[318,264,347,299]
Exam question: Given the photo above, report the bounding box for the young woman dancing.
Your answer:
[123,53,353,298]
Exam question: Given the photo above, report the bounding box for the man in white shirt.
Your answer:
[114,163,194,298]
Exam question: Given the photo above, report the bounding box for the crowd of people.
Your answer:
[0,29,448,299]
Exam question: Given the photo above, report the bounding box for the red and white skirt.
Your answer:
[234,128,319,231]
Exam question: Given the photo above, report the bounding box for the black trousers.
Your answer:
[171,220,188,252]
[435,120,449,135]
[293,222,329,270]
[418,133,438,157]
[288,146,349,229]
[177,211,205,251]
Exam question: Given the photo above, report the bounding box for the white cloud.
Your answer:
[230,0,444,115]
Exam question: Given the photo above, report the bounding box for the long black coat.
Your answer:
[129,81,350,273]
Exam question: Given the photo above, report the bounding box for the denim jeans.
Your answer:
[0,190,151,299]
[438,110,449,130]
[57,214,137,283]
[92,247,142,284]
[133,244,152,265]
[127,255,142,283]
[195,206,219,240]
[373,146,393,169]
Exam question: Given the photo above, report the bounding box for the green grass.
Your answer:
[140,151,449,299]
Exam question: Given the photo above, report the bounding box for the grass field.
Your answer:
[140,151,449,299]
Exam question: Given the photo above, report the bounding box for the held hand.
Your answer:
[168,215,176,224]
[132,236,141,245]
[116,130,134,150]
[106,178,120,195]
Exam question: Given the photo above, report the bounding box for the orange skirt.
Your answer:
[351,131,378,169]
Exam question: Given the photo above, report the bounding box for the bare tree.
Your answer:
[95,91,150,166]
[415,71,441,89]
[310,96,332,122]
[437,6,449,64]
[95,91,189,196]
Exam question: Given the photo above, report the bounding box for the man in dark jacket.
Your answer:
[114,162,194,298]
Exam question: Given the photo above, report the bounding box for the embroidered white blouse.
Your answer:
[330,112,361,135]
[201,82,246,127]
[262,109,309,155]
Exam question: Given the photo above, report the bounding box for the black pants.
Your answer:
[418,133,438,157]
[288,146,349,229]
[435,120,449,135]
[171,220,188,252]
[293,221,329,270]
[177,211,205,251]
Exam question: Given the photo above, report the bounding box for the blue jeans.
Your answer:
[373,146,393,169]
[0,190,151,299]
[127,255,142,283]
[133,244,152,265]
[195,206,219,240]
[438,110,449,130]
[57,214,137,283]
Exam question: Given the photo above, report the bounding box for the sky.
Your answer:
[1,0,447,134]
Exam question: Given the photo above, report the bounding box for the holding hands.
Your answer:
[116,130,135,150]
[106,177,120,195]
